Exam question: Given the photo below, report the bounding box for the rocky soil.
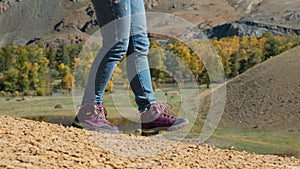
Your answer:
[1,115,300,169]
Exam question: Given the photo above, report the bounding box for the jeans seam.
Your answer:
[131,35,148,106]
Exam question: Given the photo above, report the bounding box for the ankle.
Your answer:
[96,103,104,111]
[139,104,152,113]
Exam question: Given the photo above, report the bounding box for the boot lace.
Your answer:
[158,102,177,118]
[96,104,109,122]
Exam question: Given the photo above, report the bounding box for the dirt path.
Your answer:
[0,116,299,169]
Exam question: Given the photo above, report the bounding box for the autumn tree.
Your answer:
[1,33,300,95]
[58,63,72,90]
[29,62,40,90]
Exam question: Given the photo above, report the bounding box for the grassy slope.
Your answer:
[0,96,74,117]
[207,46,300,158]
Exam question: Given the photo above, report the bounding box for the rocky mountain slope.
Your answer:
[0,0,93,45]
[205,0,300,38]
[240,0,300,29]
[4,0,300,45]
[204,20,300,39]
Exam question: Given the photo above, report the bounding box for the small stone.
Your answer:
[54,104,64,109]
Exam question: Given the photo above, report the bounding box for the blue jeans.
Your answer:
[82,0,157,111]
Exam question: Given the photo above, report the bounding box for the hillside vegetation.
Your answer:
[1,32,300,96]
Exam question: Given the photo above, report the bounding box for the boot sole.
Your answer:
[141,120,189,136]
[71,122,119,134]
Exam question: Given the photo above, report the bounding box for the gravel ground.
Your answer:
[1,116,299,169]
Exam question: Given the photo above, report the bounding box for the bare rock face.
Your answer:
[204,0,300,38]
[204,20,300,39]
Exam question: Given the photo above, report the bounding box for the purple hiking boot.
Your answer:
[72,104,119,134]
[141,102,189,136]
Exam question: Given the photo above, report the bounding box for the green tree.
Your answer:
[248,48,262,68]
[37,56,49,89]
[263,32,281,59]
[68,44,82,71]
[3,68,19,92]
[0,43,14,71]
[148,40,166,80]
[229,52,241,77]
[56,43,70,67]
[17,62,31,91]
[46,47,57,70]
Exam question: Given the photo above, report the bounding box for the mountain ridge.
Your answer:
[1,0,299,45]
[204,20,300,39]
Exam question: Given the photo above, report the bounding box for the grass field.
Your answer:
[209,129,300,158]
[0,96,75,117]
[1,91,299,158]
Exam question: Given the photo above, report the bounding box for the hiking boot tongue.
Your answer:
[141,105,161,123]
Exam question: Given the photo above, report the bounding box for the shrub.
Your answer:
[152,81,157,90]
[0,91,6,97]
[122,82,130,90]
[14,91,19,97]
[156,82,163,89]
[36,88,46,96]
[105,81,114,93]
[23,90,34,96]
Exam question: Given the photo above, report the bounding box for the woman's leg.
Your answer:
[126,0,189,136]
[82,0,131,105]
[126,0,157,111]
[77,0,189,135]
[74,0,133,133]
